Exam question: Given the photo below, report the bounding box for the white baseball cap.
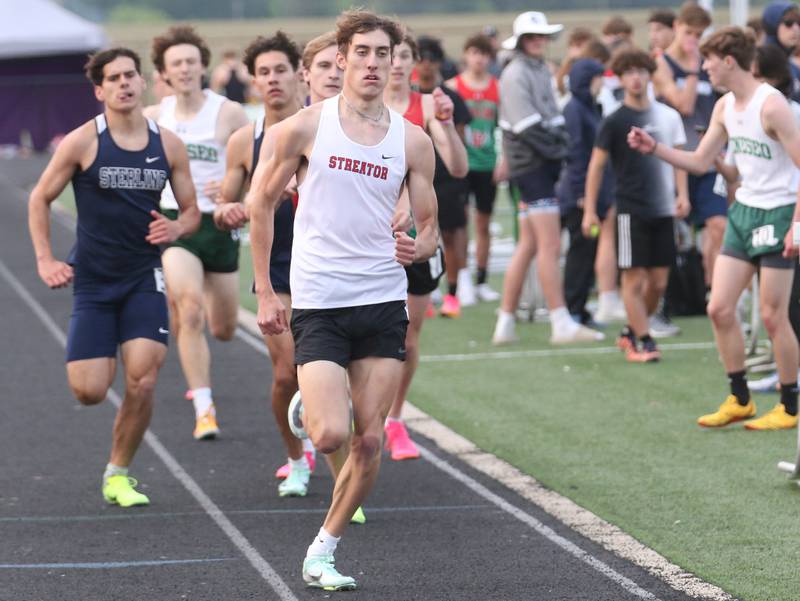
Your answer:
[502,11,563,50]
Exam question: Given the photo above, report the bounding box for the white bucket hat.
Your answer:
[502,11,563,49]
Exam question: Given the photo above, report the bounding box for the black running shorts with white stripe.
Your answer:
[616,213,676,269]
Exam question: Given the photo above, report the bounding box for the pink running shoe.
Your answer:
[274,451,316,480]
[440,294,461,318]
[384,420,420,460]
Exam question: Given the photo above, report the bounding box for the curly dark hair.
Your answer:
[84,47,141,86]
[151,25,211,74]
[610,47,656,77]
[243,31,301,75]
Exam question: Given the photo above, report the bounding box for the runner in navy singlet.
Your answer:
[28,48,199,507]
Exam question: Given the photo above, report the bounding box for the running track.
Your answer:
[0,156,720,601]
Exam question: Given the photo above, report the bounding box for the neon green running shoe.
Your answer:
[350,506,366,525]
[278,465,310,497]
[302,555,356,591]
[102,475,150,507]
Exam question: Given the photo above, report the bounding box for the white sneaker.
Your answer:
[457,269,477,307]
[649,314,681,338]
[492,311,517,345]
[476,283,500,302]
[594,298,627,323]
[550,323,605,345]
[430,288,443,306]
[747,371,779,393]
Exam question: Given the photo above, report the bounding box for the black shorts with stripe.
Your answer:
[616,213,676,269]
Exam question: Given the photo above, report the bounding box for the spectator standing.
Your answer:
[762,1,800,99]
[211,49,250,103]
[648,9,676,55]
[492,11,603,345]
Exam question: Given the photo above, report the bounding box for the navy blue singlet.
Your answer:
[252,118,294,268]
[662,54,718,151]
[71,114,171,282]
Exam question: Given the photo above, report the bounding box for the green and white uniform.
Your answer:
[159,89,239,273]
[722,83,798,265]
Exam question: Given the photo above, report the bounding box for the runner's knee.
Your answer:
[209,319,236,341]
[71,383,107,406]
[176,295,204,331]
[126,370,158,401]
[350,432,382,462]
[761,302,787,338]
[311,425,350,454]
[707,299,735,328]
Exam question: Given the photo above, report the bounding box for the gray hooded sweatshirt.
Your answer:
[499,52,569,177]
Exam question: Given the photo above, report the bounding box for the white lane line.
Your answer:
[0,259,299,601]
[0,558,236,570]
[236,314,669,601]
[417,445,661,600]
[420,341,716,363]
[404,404,735,601]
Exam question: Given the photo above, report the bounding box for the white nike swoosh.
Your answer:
[145,156,160,163]
[158,327,169,334]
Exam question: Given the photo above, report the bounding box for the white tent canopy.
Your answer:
[0,0,106,60]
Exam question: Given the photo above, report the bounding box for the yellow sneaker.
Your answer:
[744,404,798,430]
[103,475,149,507]
[194,410,220,440]
[697,395,756,427]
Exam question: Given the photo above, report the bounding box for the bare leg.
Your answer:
[263,293,302,461]
[67,357,116,406]
[109,338,167,467]
[702,216,727,288]
[323,357,403,537]
[389,293,429,418]
[644,267,670,317]
[203,270,240,342]
[499,214,537,314]
[442,227,468,290]
[474,210,491,276]
[162,247,210,390]
[706,255,757,373]
[621,268,650,337]
[595,206,618,294]
[529,211,567,311]
[759,266,798,383]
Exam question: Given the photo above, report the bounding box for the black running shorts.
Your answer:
[291,300,409,367]
[616,213,676,269]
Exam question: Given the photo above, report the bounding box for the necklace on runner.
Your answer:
[342,93,384,123]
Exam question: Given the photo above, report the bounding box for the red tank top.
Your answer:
[403,91,424,128]
[454,74,499,104]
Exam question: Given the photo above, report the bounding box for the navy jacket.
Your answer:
[763,1,800,100]
[557,59,614,218]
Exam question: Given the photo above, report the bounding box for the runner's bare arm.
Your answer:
[628,96,727,173]
[149,129,200,244]
[215,124,251,230]
[762,94,800,256]
[424,91,469,178]
[246,115,308,335]
[403,125,439,264]
[28,124,92,288]
[392,183,413,233]
[142,104,160,121]
[652,54,700,116]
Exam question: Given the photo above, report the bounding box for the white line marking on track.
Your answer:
[0,558,236,569]
[0,259,300,601]
[420,341,716,363]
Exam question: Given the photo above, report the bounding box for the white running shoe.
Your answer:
[492,311,518,345]
[649,313,681,338]
[550,323,605,345]
[476,283,501,302]
[594,298,627,323]
[456,268,477,307]
[747,371,780,393]
[303,555,356,591]
[278,464,310,497]
[287,391,308,439]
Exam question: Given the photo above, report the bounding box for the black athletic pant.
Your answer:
[790,263,800,342]
[562,207,599,324]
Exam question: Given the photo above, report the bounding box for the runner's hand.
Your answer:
[146,210,183,245]
[37,257,73,289]
[675,195,691,219]
[257,292,288,336]
[627,126,656,154]
[214,203,249,230]
[432,87,454,122]
[394,231,416,265]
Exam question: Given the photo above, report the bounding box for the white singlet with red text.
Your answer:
[292,94,407,309]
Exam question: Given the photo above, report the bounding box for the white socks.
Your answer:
[550,307,577,335]
[307,527,340,558]
[192,387,214,417]
[302,438,316,456]
[289,455,310,471]
[103,463,128,484]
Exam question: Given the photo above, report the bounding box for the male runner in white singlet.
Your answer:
[629,27,800,430]
[247,10,438,590]
[144,26,249,440]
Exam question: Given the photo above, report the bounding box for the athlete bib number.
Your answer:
[154,267,166,294]
[428,246,444,279]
